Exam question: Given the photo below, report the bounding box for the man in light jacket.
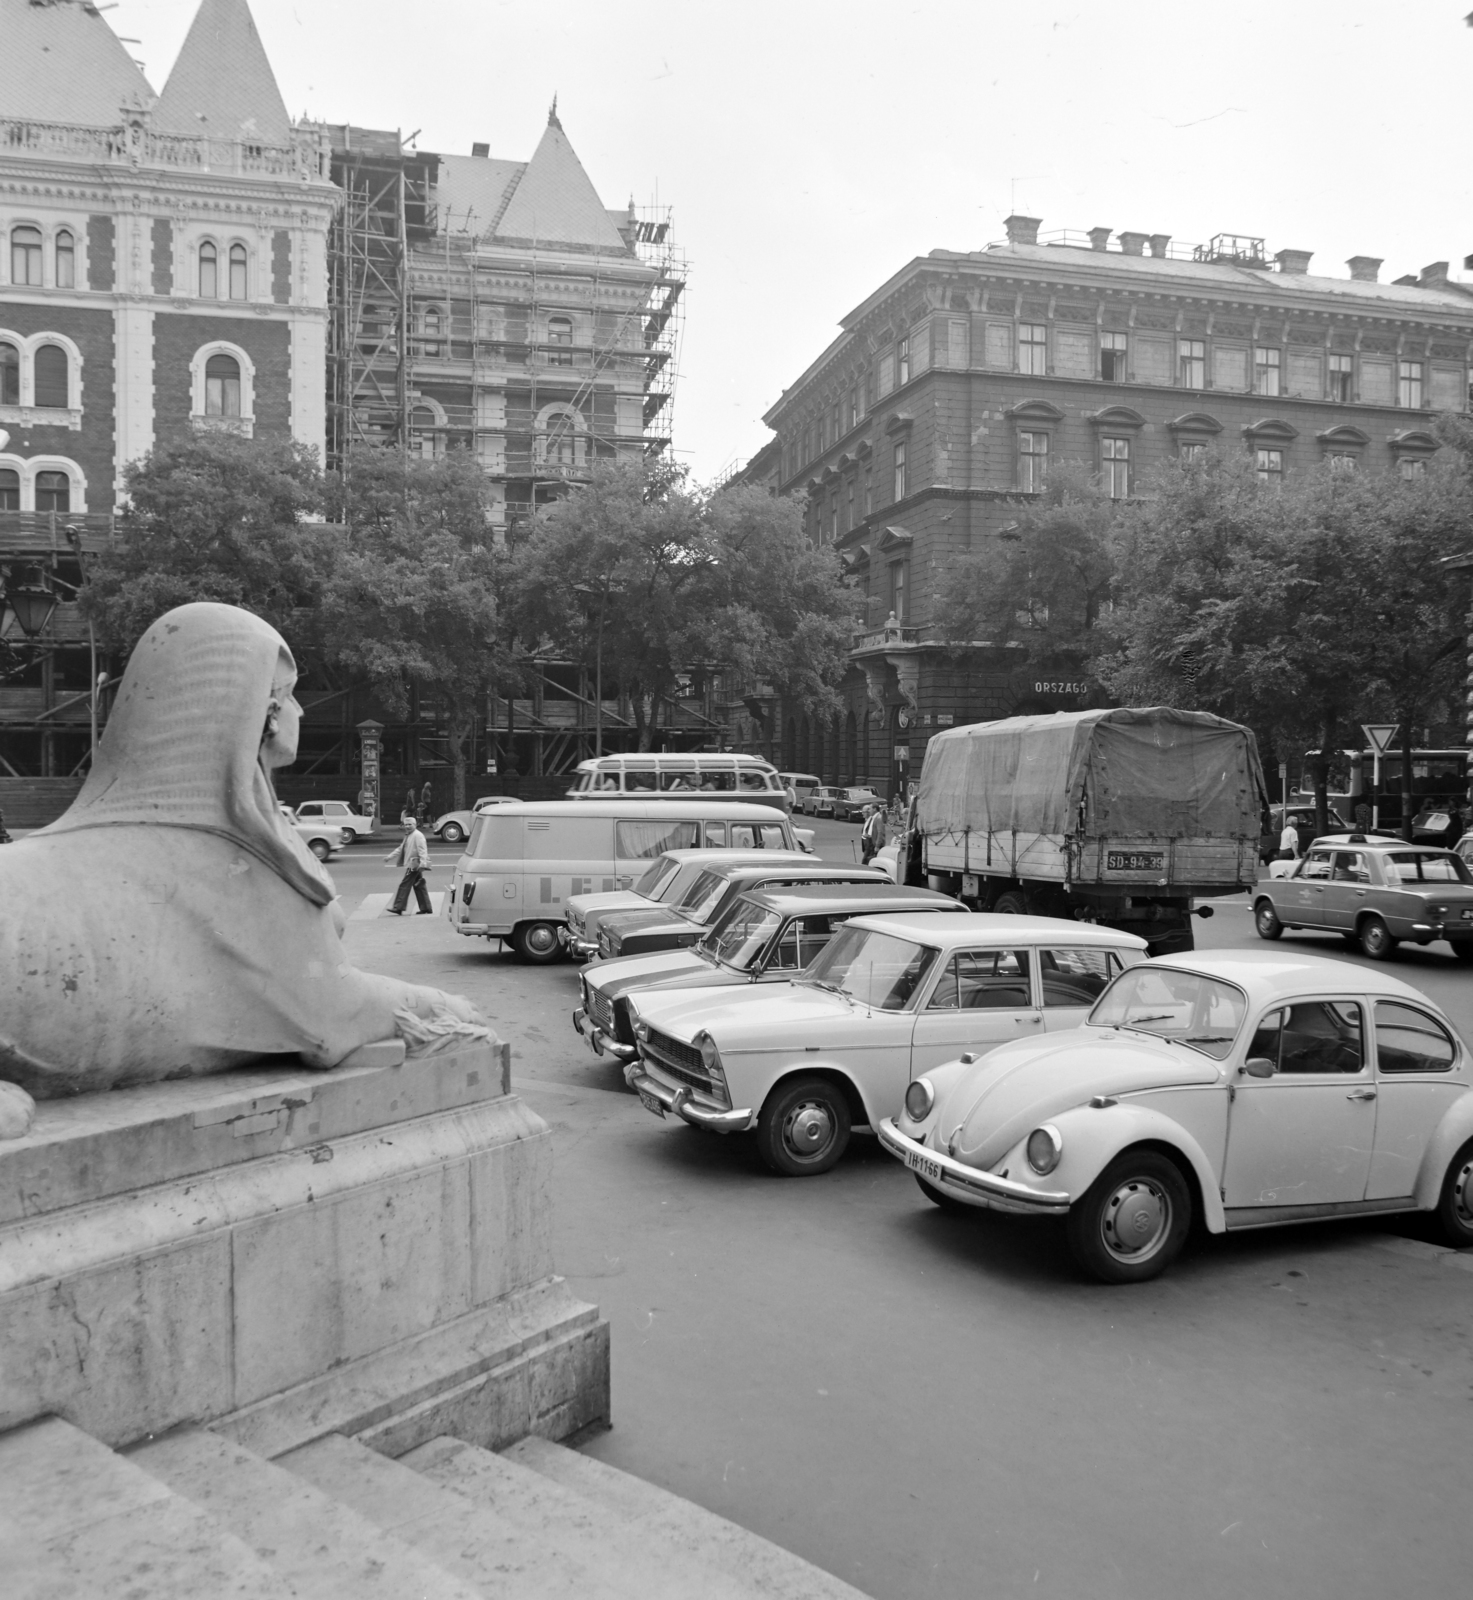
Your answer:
[385,813,433,915]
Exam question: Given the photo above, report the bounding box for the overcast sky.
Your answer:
[113,0,1473,483]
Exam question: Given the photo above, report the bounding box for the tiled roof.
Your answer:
[153,0,291,145]
[435,154,525,238]
[493,115,628,252]
[0,0,155,125]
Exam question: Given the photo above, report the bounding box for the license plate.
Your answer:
[637,1087,665,1118]
[1107,850,1164,872]
[903,1147,943,1183]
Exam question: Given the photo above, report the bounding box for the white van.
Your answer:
[566,752,790,811]
[447,799,799,962]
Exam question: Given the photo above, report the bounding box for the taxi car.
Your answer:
[573,883,964,1061]
[625,914,1145,1175]
[877,950,1473,1283]
[1253,834,1473,961]
[561,846,810,960]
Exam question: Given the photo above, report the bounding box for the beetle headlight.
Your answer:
[1026,1125,1063,1176]
[904,1078,935,1121]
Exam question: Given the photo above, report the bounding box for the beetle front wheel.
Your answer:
[1435,1139,1473,1248]
[1066,1151,1191,1284]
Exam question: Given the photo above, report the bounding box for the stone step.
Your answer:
[0,1417,294,1600]
[405,1434,761,1600]
[128,1427,483,1600]
[281,1431,633,1600]
[504,1435,873,1600]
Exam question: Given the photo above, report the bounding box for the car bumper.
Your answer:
[876,1119,1071,1215]
[625,1067,754,1133]
[558,925,598,960]
[571,1006,636,1062]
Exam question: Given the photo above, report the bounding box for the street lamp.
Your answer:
[2,563,59,640]
[1440,551,1473,809]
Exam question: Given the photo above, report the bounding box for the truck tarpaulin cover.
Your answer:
[918,708,1266,841]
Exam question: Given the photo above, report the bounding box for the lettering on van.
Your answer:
[539,876,615,905]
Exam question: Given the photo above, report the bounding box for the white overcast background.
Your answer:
[111,0,1473,483]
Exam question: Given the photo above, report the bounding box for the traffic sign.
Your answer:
[1362,724,1399,754]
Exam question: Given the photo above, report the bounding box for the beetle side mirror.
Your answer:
[959,1052,978,1065]
[1243,1056,1276,1079]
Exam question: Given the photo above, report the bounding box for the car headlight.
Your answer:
[904,1077,935,1121]
[694,1031,728,1094]
[1430,904,1449,916]
[1025,1125,1063,1176]
[634,1019,650,1042]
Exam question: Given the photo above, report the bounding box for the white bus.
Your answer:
[566,752,790,811]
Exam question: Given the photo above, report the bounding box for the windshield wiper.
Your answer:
[1121,1013,1178,1025]
[798,976,853,1004]
[1183,1034,1234,1044]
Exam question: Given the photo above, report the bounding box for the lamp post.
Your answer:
[2,564,59,641]
[1440,552,1473,810]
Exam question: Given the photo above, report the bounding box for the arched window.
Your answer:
[54,230,75,289]
[10,226,42,286]
[410,404,439,459]
[33,344,68,409]
[0,343,18,406]
[0,469,19,511]
[35,471,70,513]
[547,315,573,366]
[422,306,442,354]
[547,412,577,466]
[228,243,247,301]
[205,353,241,417]
[199,241,217,299]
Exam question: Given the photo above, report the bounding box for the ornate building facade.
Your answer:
[733,217,1473,796]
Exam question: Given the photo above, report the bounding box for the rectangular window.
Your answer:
[828,494,838,544]
[1399,457,1425,480]
[893,440,907,501]
[1329,353,1353,402]
[1327,452,1356,472]
[847,391,858,431]
[1179,440,1206,461]
[1254,347,1281,396]
[614,820,699,859]
[897,337,911,386]
[1019,323,1047,375]
[55,232,74,289]
[845,476,855,532]
[1256,447,1283,484]
[1398,360,1424,408]
[1039,949,1124,1008]
[927,949,1032,1011]
[864,468,873,516]
[889,561,909,623]
[1099,331,1127,382]
[1018,430,1049,491]
[1178,339,1205,388]
[1101,436,1130,499]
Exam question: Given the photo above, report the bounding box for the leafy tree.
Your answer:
[82,433,331,652]
[511,461,856,750]
[321,448,511,810]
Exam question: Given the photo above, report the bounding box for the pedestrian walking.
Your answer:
[1293,812,1316,857]
[860,803,887,864]
[1353,798,1373,834]
[1278,815,1300,861]
[384,814,433,915]
[419,779,434,825]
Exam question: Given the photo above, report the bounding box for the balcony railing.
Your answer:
[0,511,115,557]
[851,624,921,653]
[0,116,330,181]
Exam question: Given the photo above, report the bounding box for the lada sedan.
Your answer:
[597,861,888,961]
[574,883,965,1061]
[625,914,1146,1175]
[561,846,810,960]
[878,950,1473,1283]
[1253,835,1473,960]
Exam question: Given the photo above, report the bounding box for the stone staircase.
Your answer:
[1,1417,871,1600]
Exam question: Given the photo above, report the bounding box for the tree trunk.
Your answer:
[1311,713,1339,839]
[446,702,472,812]
[636,691,658,753]
[1399,719,1416,841]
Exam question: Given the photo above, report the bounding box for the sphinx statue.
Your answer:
[0,602,495,1137]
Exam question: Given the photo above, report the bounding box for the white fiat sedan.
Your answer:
[624,914,1146,1176]
[878,950,1473,1283]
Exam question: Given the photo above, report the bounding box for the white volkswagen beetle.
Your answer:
[625,914,1147,1176]
[878,949,1473,1283]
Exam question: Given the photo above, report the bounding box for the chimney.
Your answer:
[1117,231,1148,256]
[1003,214,1041,246]
[1393,274,1419,287]
[1274,248,1313,275]
[1148,234,1171,259]
[1088,227,1112,252]
[1346,256,1382,282]
[471,141,489,157]
[1420,261,1450,289]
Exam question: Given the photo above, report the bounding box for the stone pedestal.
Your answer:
[0,1045,608,1457]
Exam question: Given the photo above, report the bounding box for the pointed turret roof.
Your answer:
[0,0,154,125]
[153,0,292,145]
[492,110,628,252]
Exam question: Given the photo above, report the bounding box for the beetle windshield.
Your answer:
[1089,967,1247,1059]
[702,903,782,968]
[1384,852,1472,885]
[798,925,937,1010]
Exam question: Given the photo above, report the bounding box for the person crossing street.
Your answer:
[860,802,887,864]
[384,813,433,915]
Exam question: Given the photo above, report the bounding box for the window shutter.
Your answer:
[1212,347,1247,392]
[1359,359,1393,405]
[984,323,1012,369]
[1054,330,1093,378]
[947,319,969,368]
[1132,338,1172,384]
[1287,352,1322,398]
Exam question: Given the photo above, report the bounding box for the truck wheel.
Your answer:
[511,921,563,964]
[1253,900,1283,940]
[993,891,1029,916]
[756,1076,851,1176]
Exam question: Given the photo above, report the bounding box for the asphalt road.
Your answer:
[331,821,1473,1600]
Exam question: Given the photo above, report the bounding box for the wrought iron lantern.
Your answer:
[2,563,58,639]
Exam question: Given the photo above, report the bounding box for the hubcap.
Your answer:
[1257,908,1274,931]
[527,925,556,954]
[1454,1161,1473,1228]
[1101,1178,1170,1261]
[785,1101,833,1156]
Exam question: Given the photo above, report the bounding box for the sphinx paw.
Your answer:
[0,1080,36,1139]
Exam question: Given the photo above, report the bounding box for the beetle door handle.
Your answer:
[1347,1087,1377,1101]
